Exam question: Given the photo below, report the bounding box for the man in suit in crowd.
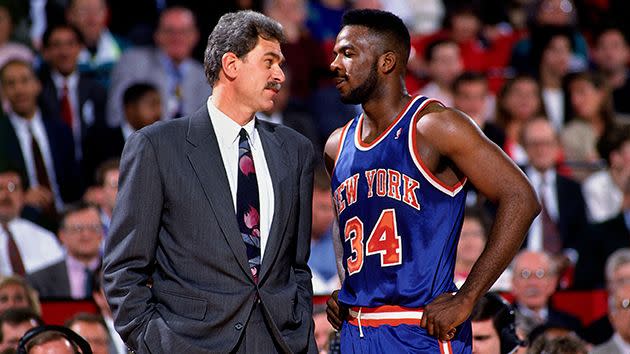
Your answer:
[27,202,103,299]
[511,250,582,335]
[0,167,64,277]
[520,117,588,279]
[106,6,210,127]
[0,308,43,352]
[0,59,82,217]
[38,23,108,171]
[65,313,111,354]
[103,10,317,353]
[591,284,630,354]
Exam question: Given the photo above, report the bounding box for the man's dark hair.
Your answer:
[0,309,43,343]
[204,10,284,86]
[452,71,487,94]
[59,201,99,230]
[423,38,457,63]
[41,23,83,48]
[342,9,411,67]
[597,124,630,166]
[94,158,120,187]
[593,24,629,46]
[0,59,35,83]
[122,83,158,107]
[23,330,80,353]
[470,292,522,354]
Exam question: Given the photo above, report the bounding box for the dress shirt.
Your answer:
[77,30,122,68]
[526,167,559,252]
[207,97,274,260]
[542,88,564,132]
[612,333,630,354]
[104,315,128,354]
[0,218,64,276]
[121,121,135,142]
[9,111,64,211]
[517,303,549,323]
[257,112,283,125]
[66,255,100,299]
[582,170,623,223]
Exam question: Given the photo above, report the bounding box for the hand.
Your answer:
[326,289,348,331]
[420,292,474,341]
[24,186,54,209]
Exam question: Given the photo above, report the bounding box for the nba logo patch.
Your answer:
[394,127,403,140]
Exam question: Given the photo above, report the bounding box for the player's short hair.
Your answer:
[204,10,285,86]
[342,9,411,66]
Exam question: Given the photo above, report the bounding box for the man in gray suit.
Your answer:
[106,6,211,127]
[103,10,317,354]
[591,284,630,354]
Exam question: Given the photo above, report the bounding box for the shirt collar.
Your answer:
[206,96,257,148]
[9,109,42,128]
[66,254,100,271]
[613,333,630,352]
[51,70,79,91]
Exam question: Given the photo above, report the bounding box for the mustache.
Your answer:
[265,82,282,91]
[0,197,13,207]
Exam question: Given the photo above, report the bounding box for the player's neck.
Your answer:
[361,91,411,133]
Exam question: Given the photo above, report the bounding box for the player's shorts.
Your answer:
[340,305,472,353]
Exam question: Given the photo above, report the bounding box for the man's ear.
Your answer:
[221,52,240,80]
[379,51,397,74]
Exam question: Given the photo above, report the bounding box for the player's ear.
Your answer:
[379,51,397,74]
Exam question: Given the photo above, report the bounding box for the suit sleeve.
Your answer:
[294,139,318,353]
[102,131,162,351]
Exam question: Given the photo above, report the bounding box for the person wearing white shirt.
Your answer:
[0,169,64,277]
[591,284,630,354]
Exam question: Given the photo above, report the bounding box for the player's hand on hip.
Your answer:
[326,289,347,331]
[420,292,473,341]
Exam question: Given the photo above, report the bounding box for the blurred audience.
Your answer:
[0,308,43,352]
[591,26,630,118]
[312,304,333,354]
[418,38,463,106]
[65,313,109,354]
[66,0,129,87]
[0,277,41,317]
[511,250,582,336]
[107,6,210,126]
[590,284,630,354]
[527,333,588,354]
[27,202,102,299]
[91,272,126,354]
[0,167,64,277]
[452,71,501,144]
[470,292,524,354]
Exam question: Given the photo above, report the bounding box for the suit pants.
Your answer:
[232,301,284,354]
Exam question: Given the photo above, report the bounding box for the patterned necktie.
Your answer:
[2,222,26,276]
[539,177,562,254]
[236,129,261,282]
[60,81,73,128]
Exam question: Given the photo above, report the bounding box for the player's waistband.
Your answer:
[347,305,424,327]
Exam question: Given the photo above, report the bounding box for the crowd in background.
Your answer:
[0,0,630,353]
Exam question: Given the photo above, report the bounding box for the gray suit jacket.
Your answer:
[26,260,71,299]
[590,337,623,354]
[103,105,317,353]
[106,47,211,127]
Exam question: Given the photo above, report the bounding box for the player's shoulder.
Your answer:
[416,103,478,137]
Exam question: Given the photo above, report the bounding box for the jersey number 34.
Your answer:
[344,208,402,275]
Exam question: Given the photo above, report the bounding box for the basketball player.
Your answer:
[324,9,541,353]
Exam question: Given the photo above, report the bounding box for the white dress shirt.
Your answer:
[612,333,630,354]
[104,315,128,354]
[542,88,565,132]
[526,167,559,252]
[9,111,64,211]
[207,97,275,260]
[582,170,623,223]
[0,218,64,276]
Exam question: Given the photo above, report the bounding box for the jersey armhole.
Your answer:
[331,119,354,176]
[407,101,467,197]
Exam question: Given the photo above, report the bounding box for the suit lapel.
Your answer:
[185,106,253,281]
[257,121,292,282]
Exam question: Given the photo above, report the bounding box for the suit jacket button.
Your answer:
[234,322,244,330]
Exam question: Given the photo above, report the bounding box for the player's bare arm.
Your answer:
[416,103,541,340]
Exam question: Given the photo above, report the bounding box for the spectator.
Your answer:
[494,75,546,165]
[91,272,125,354]
[65,313,109,354]
[521,117,588,268]
[580,248,630,344]
[452,71,502,145]
[83,83,160,183]
[65,0,129,87]
[455,206,488,288]
[93,159,119,238]
[591,26,630,118]
[0,2,33,76]
[0,277,40,317]
[107,6,210,126]
[582,125,630,223]
[590,284,630,354]
[0,167,64,277]
[0,59,82,217]
[312,304,333,354]
[470,292,524,354]
[38,23,108,166]
[527,333,588,354]
[27,202,102,300]
[511,250,582,336]
[308,166,338,295]
[561,71,615,180]
[305,0,347,42]
[0,309,42,352]
[19,329,80,354]
[417,38,463,106]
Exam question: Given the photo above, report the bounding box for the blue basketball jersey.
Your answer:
[331,95,468,308]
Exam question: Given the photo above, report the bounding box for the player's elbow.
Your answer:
[517,186,542,220]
